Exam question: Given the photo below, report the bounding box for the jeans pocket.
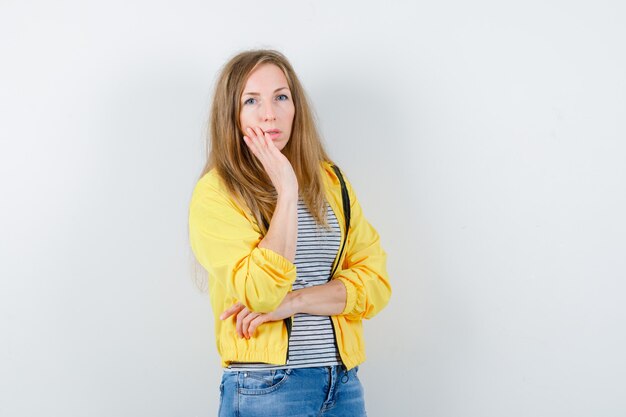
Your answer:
[238,368,291,395]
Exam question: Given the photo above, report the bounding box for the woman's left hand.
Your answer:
[220,293,297,339]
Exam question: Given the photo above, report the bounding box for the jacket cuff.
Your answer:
[337,277,357,316]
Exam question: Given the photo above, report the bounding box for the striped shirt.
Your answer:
[227,198,343,371]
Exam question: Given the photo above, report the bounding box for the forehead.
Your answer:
[242,63,289,92]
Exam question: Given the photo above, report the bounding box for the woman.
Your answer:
[189,49,391,416]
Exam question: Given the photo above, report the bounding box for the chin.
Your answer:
[277,141,289,152]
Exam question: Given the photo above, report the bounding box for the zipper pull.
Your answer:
[341,367,349,383]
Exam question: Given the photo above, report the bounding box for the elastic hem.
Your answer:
[256,247,296,273]
[336,277,357,316]
[220,349,288,368]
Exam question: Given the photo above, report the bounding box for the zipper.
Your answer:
[329,226,347,371]
[329,164,350,372]
[284,316,293,364]
[329,316,348,373]
[282,165,350,368]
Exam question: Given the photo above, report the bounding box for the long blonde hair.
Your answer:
[200,49,334,233]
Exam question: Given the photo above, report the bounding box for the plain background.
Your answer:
[1,1,625,416]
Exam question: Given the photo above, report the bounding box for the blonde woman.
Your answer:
[189,49,391,416]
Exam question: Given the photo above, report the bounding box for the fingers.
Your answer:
[242,129,262,161]
[247,315,268,338]
[241,311,262,339]
[252,126,267,145]
[228,305,271,339]
[220,301,267,339]
[219,302,244,320]
[242,127,277,160]
[221,301,280,339]
[252,126,272,148]
[235,307,263,339]
[241,126,298,195]
[243,127,261,149]
[235,307,251,338]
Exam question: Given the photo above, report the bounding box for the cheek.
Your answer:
[282,105,295,126]
[239,110,252,131]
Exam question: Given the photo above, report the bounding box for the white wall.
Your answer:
[1,1,625,416]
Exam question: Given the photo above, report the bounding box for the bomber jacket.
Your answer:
[188,160,391,370]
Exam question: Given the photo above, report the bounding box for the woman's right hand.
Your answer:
[242,127,298,196]
[220,296,297,339]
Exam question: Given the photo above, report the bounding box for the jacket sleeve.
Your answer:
[334,176,392,320]
[188,176,297,313]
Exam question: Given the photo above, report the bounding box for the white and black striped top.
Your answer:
[227,198,343,371]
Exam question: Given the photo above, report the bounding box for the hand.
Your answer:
[242,126,298,196]
[220,294,297,339]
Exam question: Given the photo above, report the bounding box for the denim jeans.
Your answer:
[218,365,367,417]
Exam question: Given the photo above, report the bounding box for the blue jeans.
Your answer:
[218,365,367,417]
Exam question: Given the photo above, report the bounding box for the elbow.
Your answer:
[363,289,391,320]
[363,278,392,319]
[230,247,297,312]
[345,275,392,321]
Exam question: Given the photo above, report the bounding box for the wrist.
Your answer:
[288,290,304,315]
[276,191,298,204]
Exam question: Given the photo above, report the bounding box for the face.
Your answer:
[239,63,295,151]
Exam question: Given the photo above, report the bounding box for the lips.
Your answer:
[265,129,282,141]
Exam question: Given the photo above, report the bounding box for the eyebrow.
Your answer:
[242,87,289,96]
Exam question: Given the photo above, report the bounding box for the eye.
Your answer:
[276,94,289,101]
[243,97,256,105]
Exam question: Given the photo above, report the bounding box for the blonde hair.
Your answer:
[200,49,334,233]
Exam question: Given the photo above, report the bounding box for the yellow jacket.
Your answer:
[188,161,391,370]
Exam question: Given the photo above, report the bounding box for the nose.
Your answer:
[261,102,276,121]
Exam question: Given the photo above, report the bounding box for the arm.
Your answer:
[277,170,390,319]
[188,175,297,313]
[290,279,347,316]
[262,171,393,320]
[190,126,299,313]
[220,174,392,338]
[220,280,347,339]
[258,193,298,263]
[245,126,299,264]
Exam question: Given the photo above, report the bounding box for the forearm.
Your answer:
[291,279,347,316]
[221,280,348,339]
[258,193,298,263]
